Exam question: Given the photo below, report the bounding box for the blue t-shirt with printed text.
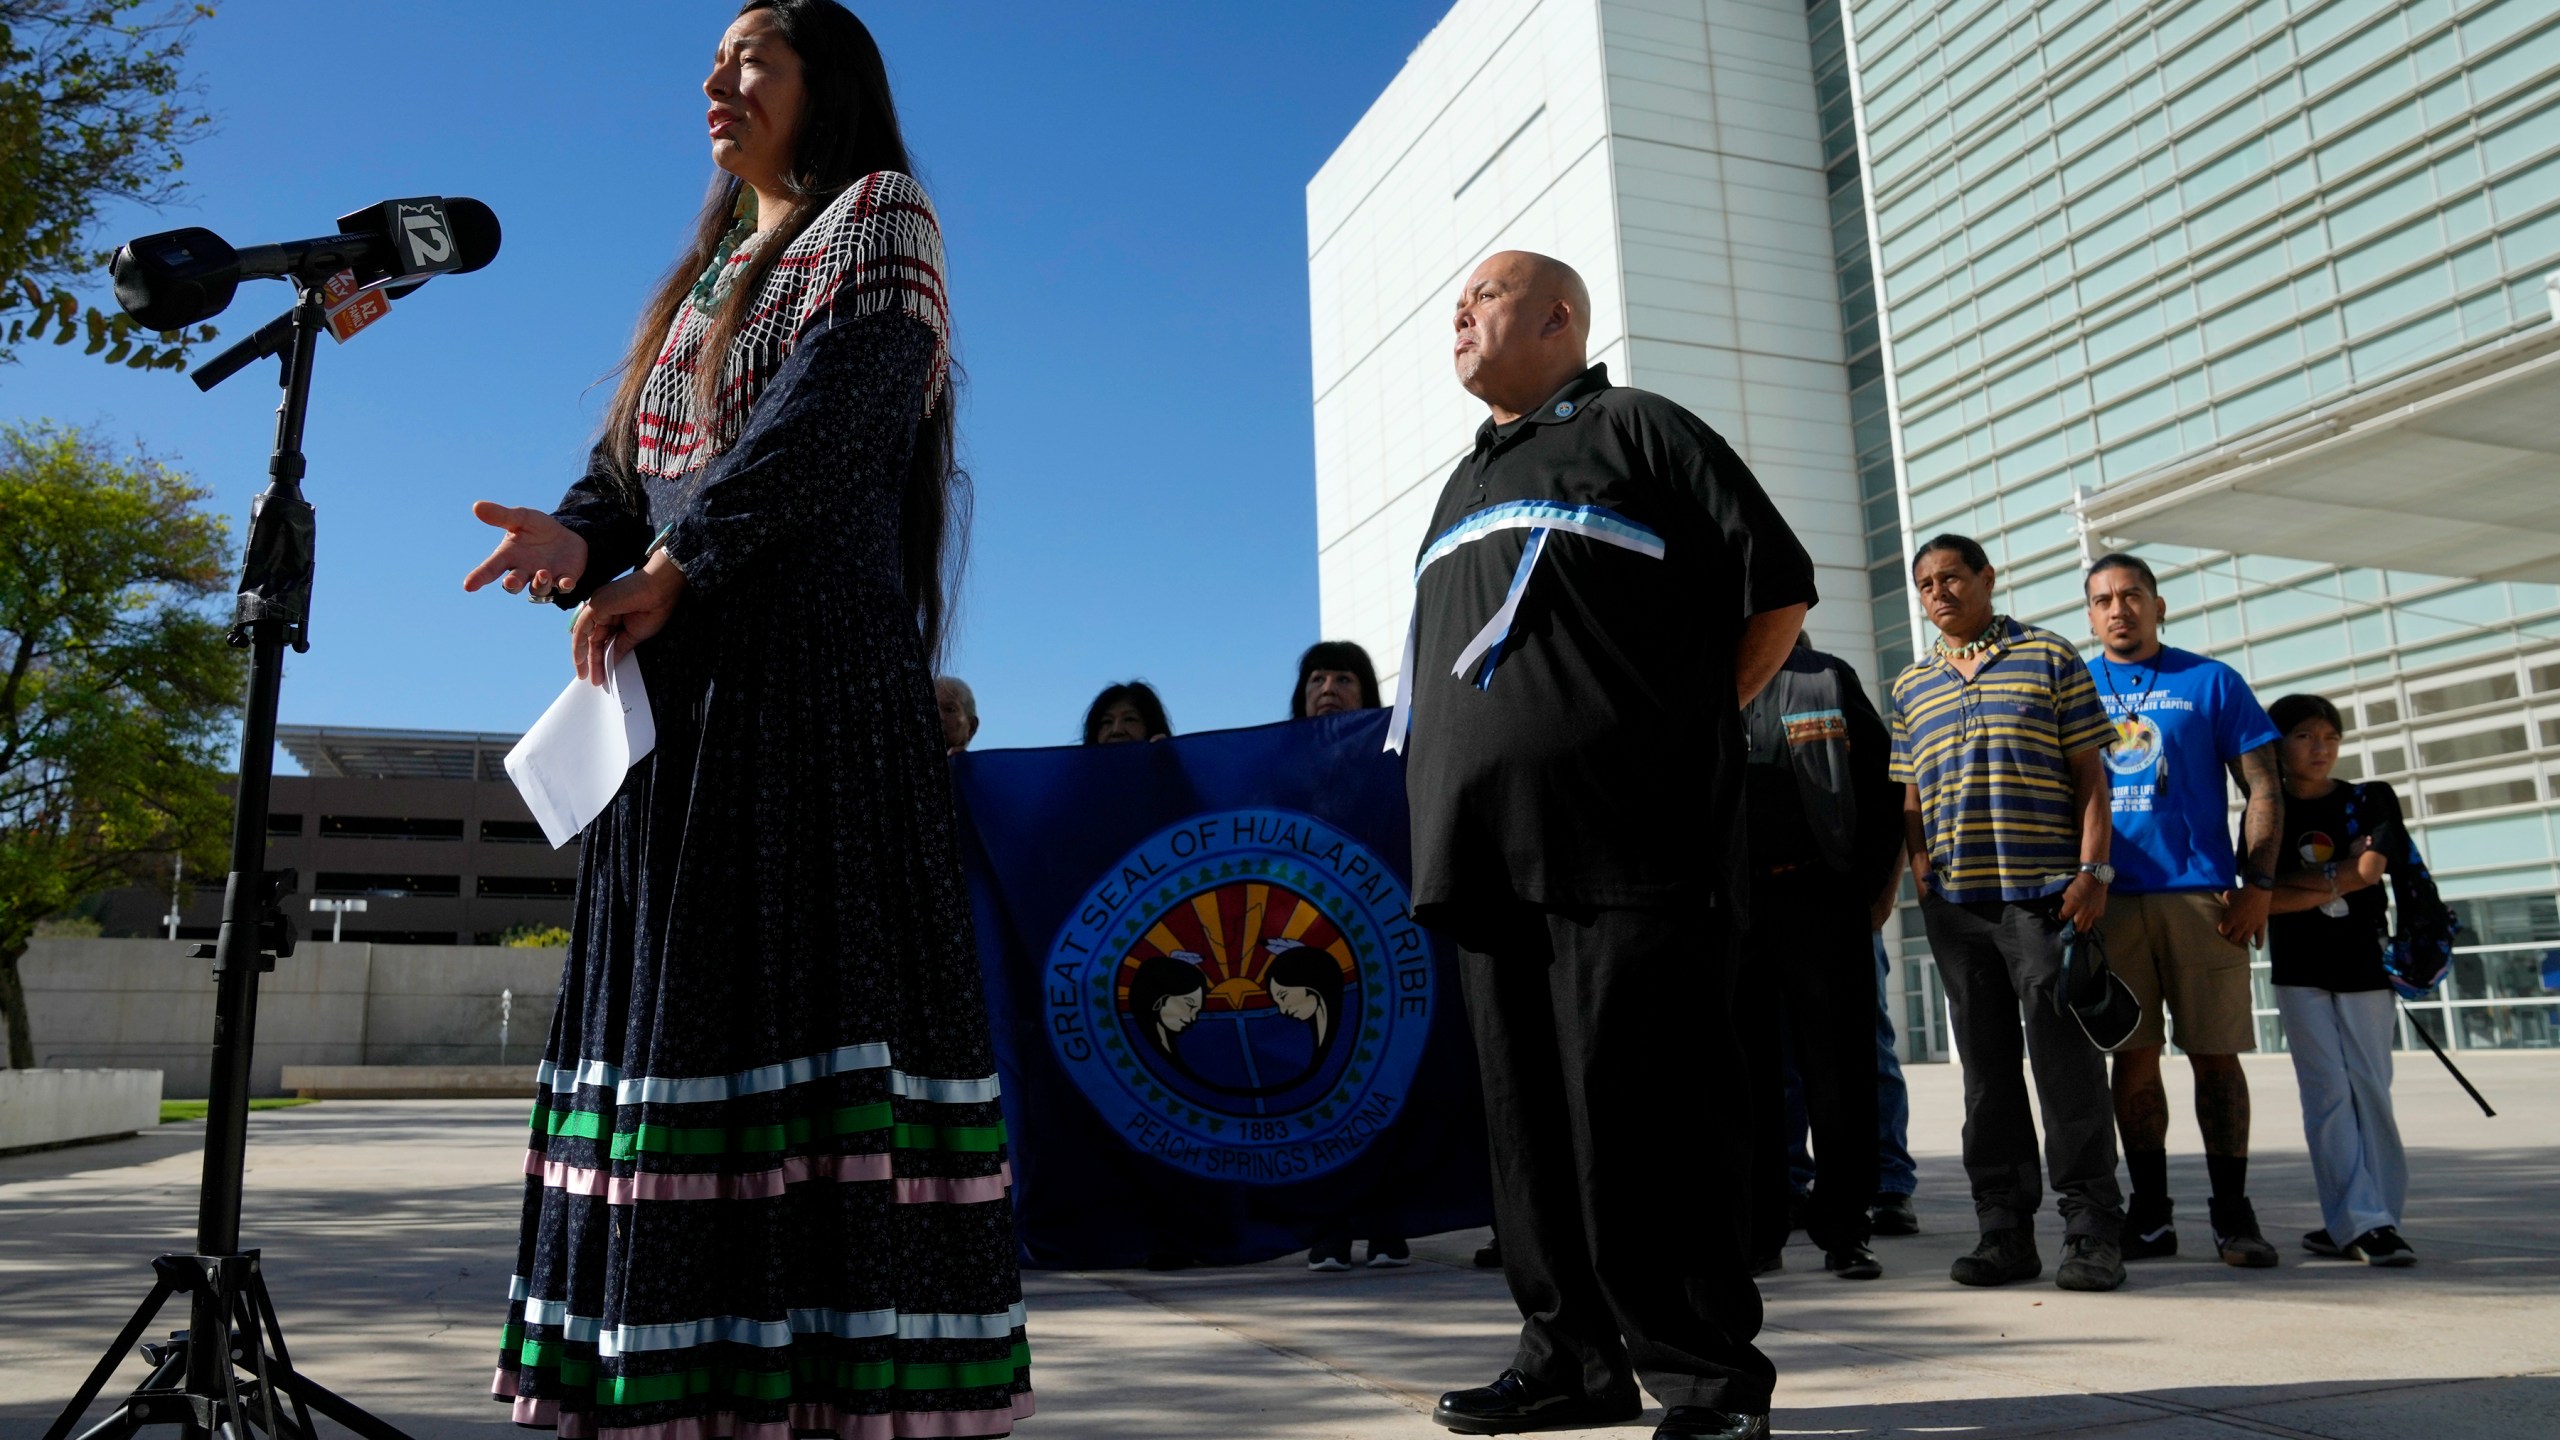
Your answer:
[2090,646,2280,894]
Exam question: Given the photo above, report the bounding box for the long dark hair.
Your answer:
[1289,641,1381,718]
[1081,681,1172,744]
[1265,944,1344,1048]
[600,0,966,664]
[1128,954,1207,1058]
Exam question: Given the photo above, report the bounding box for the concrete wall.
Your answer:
[0,1068,162,1153]
[11,938,562,1097]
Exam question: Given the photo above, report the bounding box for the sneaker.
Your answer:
[2209,1197,2280,1269]
[1870,1192,1920,1236]
[2056,1234,2126,1292]
[2344,1226,2417,1267]
[1365,1236,1413,1268]
[1824,1245,1883,1280]
[2302,1228,2343,1257]
[1306,1237,1354,1273]
[2119,1198,2177,1261]
[1950,1227,2041,1287]
[1473,1236,1503,1269]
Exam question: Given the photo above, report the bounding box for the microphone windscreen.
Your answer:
[443,198,502,274]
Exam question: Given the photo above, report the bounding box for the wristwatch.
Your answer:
[2241,868,2276,891]
[2078,862,2116,885]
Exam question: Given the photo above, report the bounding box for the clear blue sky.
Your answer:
[4,1,1448,760]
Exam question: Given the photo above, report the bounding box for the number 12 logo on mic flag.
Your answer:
[320,269,390,343]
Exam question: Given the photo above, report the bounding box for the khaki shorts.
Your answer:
[2099,891,2257,1054]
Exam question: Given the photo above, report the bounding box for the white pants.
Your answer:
[2276,985,2407,1242]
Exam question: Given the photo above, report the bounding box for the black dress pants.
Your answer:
[1454,903,1774,1414]
[1917,894,2123,1238]
[1738,866,1879,1257]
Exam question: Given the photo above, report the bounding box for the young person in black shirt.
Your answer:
[1409,251,1814,1440]
[2263,694,2415,1267]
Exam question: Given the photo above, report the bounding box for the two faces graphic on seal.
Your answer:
[1127,938,1345,1097]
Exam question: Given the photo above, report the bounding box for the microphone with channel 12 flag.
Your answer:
[111,195,502,331]
[114,197,505,391]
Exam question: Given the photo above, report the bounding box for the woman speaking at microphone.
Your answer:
[462,4,1030,1435]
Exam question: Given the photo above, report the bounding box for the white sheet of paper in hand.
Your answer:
[504,648,657,849]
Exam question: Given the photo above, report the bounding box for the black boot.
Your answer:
[2056,1234,2127,1292]
[1950,1227,2041,1286]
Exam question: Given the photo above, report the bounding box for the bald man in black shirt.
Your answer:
[1400,251,1814,1440]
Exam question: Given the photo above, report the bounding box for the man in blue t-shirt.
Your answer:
[2084,553,2284,1270]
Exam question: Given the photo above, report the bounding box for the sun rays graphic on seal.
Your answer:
[1045,809,1435,1183]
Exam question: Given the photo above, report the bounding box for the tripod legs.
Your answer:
[48,288,410,1440]
[42,1252,414,1440]
[44,1258,182,1440]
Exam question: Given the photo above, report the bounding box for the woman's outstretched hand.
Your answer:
[573,552,686,685]
[464,501,590,598]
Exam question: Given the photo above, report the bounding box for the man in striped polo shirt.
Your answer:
[1889,534,2128,1293]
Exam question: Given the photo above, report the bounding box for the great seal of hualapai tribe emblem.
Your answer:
[2104,712,2164,778]
[1045,808,1434,1184]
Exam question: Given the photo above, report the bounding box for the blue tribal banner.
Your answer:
[951,708,1491,1267]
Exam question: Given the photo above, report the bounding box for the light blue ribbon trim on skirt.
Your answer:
[1386,501,1666,753]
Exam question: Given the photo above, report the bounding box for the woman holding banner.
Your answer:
[461,4,1031,1436]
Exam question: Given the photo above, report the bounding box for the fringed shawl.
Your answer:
[634,170,950,483]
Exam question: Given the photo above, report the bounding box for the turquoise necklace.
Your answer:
[686,205,760,314]
[1934,618,2003,661]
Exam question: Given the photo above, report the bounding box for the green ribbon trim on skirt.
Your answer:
[509,1333,1031,1403]
[528,1101,1008,1157]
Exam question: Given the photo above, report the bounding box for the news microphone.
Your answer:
[111,197,502,330]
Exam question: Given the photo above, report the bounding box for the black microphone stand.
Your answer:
[44,284,414,1440]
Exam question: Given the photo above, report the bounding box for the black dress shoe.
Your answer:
[1474,1236,1504,1269]
[1870,1192,1919,1236]
[1655,1406,1771,1439]
[1824,1244,1882,1280]
[1433,1369,1639,1434]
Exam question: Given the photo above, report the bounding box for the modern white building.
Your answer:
[1312,0,2560,1053]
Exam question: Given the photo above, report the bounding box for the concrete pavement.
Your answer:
[5,1053,2555,1439]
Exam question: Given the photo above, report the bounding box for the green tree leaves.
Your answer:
[0,422,241,1065]
[0,3,219,373]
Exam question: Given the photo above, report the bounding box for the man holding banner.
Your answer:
[1402,251,1815,1440]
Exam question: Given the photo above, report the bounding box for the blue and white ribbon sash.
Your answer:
[1386,501,1666,752]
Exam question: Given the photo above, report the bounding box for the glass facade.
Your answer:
[1830,0,2560,1050]
[1808,0,1914,682]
